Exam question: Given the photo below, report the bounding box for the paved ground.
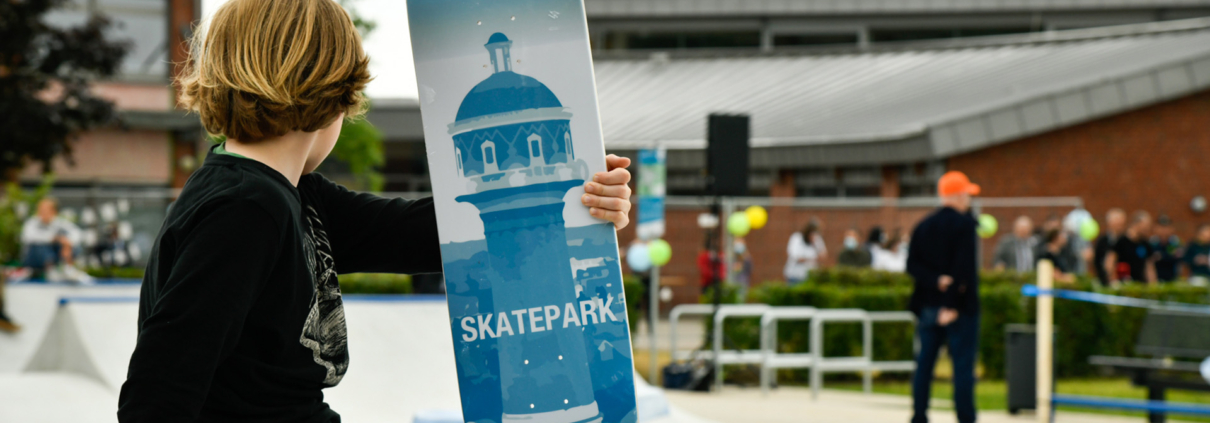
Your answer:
[664,386,1189,423]
[632,314,708,352]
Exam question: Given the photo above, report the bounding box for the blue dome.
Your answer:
[454,71,563,122]
[486,32,510,45]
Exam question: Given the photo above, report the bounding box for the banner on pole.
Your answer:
[636,148,666,241]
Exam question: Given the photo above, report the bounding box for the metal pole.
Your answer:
[1036,260,1055,423]
[648,264,660,386]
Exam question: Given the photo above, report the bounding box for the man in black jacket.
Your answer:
[906,171,981,423]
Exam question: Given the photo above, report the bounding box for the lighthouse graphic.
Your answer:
[448,32,602,423]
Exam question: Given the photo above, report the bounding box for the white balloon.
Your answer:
[100,203,118,222]
[1064,209,1092,233]
[659,286,673,302]
[128,243,142,262]
[81,229,98,247]
[80,208,97,226]
[118,222,134,240]
[60,208,77,223]
[117,198,130,215]
[1202,357,1210,384]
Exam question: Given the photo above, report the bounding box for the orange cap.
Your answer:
[938,171,981,196]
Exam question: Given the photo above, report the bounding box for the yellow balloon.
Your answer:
[745,206,768,230]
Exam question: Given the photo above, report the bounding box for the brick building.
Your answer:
[18,0,204,264]
[597,20,1210,305]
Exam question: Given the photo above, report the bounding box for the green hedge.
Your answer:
[338,273,413,294]
[711,269,1210,380]
[623,275,644,332]
[80,267,415,295]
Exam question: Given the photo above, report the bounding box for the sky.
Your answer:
[201,0,419,100]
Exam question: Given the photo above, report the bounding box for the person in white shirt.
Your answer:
[19,198,92,283]
[784,218,827,285]
[871,229,909,273]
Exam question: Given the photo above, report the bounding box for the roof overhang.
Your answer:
[596,18,1210,169]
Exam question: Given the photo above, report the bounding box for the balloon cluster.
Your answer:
[627,238,673,272]
[1063,209,1100,241]
[727,206,768,237]
[626,206,770,272]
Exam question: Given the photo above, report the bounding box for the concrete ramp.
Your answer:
[0,373,118,423]
[324,297,465,422]
[24,298,140,390]
[1,292,709,423]
[0,282,140,374]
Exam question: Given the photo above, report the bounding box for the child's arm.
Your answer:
[314,177,442,275]
[118,200,281,422]
[317,156,632,275]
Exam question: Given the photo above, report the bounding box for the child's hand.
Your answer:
[582,154,632,230]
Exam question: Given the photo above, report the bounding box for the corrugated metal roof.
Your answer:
[594,18,1210,166]
[586,0,1210,17]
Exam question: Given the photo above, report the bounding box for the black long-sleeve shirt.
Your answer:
[118,150,441,422]
[906,207,979,316]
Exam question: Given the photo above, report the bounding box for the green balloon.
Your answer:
[977,214,998,239]
[727,213,751,237]
[1079,218,1100,241]
[648,239,672,267]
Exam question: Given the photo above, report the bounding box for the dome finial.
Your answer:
[485,32,514,74]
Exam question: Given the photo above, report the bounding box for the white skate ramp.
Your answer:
[323,296,464,422]
[24,297,141,390]
[0,290,708,423]
[0,282,140,374]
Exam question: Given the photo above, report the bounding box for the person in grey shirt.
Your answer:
[992,216,1037,272]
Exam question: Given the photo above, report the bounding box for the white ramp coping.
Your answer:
[0,282,141,374]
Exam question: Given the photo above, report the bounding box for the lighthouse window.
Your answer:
[484,147,494,164]
[530,140,541,157]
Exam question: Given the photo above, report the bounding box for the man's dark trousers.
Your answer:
[911,307,979,423]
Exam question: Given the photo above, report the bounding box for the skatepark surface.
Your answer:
[0,282,1183,422]
[0,282,707,423]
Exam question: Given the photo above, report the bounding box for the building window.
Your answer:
[774,33,859,47]
[794,167,883,198]
[484,147,494,164]
[531,140,540,157]
[870,27,1033,43]
[899,161,946,197]
[609,31,762,50]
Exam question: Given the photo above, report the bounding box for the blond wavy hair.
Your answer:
[178,0,371,142]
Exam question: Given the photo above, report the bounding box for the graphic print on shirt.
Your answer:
[298,204,349,386]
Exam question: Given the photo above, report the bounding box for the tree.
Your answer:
[0,0,130,182]
[328,0,386,192]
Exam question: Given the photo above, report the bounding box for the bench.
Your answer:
[1088,309,1210,423]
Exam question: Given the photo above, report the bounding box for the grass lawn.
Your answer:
[635,349,1210,422]
[830,378,1210,422]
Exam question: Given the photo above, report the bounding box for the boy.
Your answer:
[1184,224,1210,285]
[117,1,633,422]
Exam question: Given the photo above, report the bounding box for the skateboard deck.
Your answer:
[405,1,638,422]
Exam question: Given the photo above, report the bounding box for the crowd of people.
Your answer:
[779,219,912,284]
[742,207,1210,289]
[990,209,1210,286]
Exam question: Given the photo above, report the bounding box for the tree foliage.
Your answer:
[325,0,386,192]
[0,0,129,181]
[0,176,55,264]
